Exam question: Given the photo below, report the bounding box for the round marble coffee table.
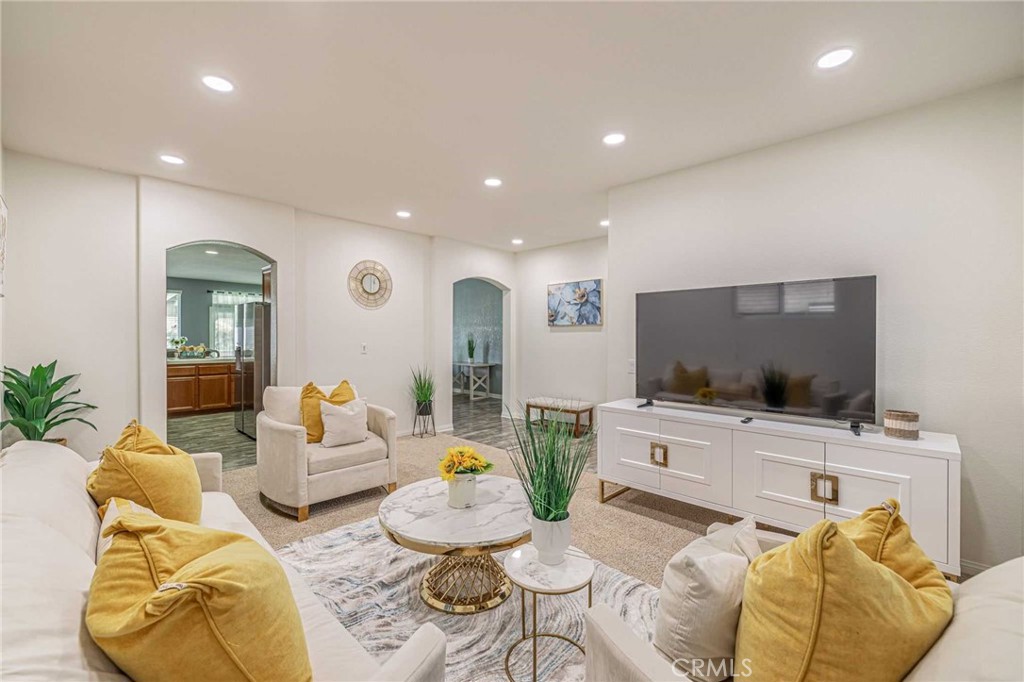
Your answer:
[378,476,532,614]
[503,544,595,681]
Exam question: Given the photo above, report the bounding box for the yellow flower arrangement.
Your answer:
[438,446,494,481]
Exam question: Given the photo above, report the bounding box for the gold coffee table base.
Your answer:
[420,554,514,614]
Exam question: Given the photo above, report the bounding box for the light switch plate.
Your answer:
[627,359,636,375]
[361,343,368,354]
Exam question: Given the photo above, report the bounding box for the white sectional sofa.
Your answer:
[0,440,446,681]
[584,523,1024,681]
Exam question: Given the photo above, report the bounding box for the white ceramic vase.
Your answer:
[531,515,571,565]
[447,473,477,508]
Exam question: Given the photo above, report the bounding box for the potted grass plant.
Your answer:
[410,365,435,417]
[760,362,789,411]
[467,334,476,362]
[508,404,595,565]
[2,361,97,446]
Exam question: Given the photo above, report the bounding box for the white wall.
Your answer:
[607,79,1024,571]
[430,237,517,430]
[2,152,139,457]
[516,238,608,409]
[295,210,431,435]
[138,178,298,438]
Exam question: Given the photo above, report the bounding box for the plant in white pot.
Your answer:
[508,405,595,565]
[439,446,494,509]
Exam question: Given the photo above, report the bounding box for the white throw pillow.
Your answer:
[653,516,761,682]
[320,398,369,448]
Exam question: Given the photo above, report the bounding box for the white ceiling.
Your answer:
[166,242,269,285]
[3,2,1021,251]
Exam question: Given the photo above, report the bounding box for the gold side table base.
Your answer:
[420,554,513,614]
[504,583,591,681]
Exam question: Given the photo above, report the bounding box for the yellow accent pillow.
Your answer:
[96,497,159,561]
[786,374,816,408]
[300,380,356,443]
[668,362,708,395]
[735,502,953,681]
[87,447,202,523]
[113,419,187,455]
[87,513,312,682]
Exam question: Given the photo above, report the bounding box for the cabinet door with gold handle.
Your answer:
[810,472,839,504]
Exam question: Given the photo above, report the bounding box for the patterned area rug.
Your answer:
[278,517,659,682]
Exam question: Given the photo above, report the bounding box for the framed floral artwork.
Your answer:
[547,279,602,326]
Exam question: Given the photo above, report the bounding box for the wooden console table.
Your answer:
[453,362,496,401]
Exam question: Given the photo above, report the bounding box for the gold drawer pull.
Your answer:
[649,442,668,467]
[810,472,839,504]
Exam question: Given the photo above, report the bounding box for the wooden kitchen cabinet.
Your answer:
[167,362,235,414]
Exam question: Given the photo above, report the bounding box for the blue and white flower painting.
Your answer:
[547,279,603,326]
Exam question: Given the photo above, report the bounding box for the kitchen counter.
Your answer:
[167,356,251,365]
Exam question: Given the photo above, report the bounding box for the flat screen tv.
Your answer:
[636,276,876,423]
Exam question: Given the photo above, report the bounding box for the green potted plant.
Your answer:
[760,362,789,410]
[2,361,97,446]
[508,404,595,565]
[410,366,435,417]
[467,334,476,362]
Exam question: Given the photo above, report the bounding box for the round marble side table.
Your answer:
[502,544,595,682]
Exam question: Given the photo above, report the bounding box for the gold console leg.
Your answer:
[598,479,629,504]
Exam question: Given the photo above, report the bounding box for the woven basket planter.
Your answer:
[884,409,919,440]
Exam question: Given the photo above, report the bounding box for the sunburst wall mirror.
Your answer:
[348,260,393,309]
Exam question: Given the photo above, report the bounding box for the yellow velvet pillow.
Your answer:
[87,513,312,682]
[87,447,202,523]
[735,504,953,681]
[786,374,816,408]
[300,380,356,443]
[113,419,187,455]
[668,362,708,395]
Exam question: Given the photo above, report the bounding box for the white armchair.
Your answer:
[257,385,398,522]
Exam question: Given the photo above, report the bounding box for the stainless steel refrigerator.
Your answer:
[234,302,271,439]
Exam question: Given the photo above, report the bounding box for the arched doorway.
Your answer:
[164,241,277,470]
[451,276,513,445]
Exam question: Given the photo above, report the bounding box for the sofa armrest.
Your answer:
[367,404,398,485]
[585,603,680,682]
[370,622,446,682]
[256,411,309,508]
[190,452,223,492]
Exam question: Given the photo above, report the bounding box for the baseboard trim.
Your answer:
[437,423,454,433]
[961,559,991,577]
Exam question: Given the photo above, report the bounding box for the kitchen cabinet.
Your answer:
[166,362,236,414]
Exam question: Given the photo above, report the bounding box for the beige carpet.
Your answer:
[224,433,741,587]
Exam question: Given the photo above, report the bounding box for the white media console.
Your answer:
[596,399,961,576]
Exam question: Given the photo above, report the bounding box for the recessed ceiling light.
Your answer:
[600,219,610,228]
[816,48,854,70]
[202,75,235,92]
[484,178,503,188]
[396,210,412,219]
[205,250,218,255]
[159,154,185,165]
[598,131,622,146]
[511,238,524,245]
[602,132,626,146]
